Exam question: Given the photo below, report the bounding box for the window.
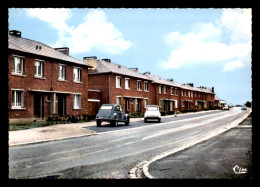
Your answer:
[164,86,167,94]
[74,67,82,82]
[159,99,163,108]
[171,87,173,95]
[12,56,24,75]
[74,94,81,109]
[59,64,66,80]
[116,97,121,105]
[144,98,148,108]
[116,76,121,88]
[35,60,43,77]
[182,101,185,107]
[144,81,148,91]
[125,78,130,89]
[137,80,142,90]
[170,101,173,111]
[159,85,162,94]
[191,91,193,98]
[12,90,24,108]
[175,88,178,96]
[188,91,190,97]
[182,90,184,96]
[195,100,198,106]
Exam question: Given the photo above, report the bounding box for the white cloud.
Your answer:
[161,9,252,72]
[26,9,132,55]
[223,60,244,72]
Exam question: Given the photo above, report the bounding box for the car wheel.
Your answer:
[96,120,101,127]
[114,120,118,127]
[125,118,130,126]
[158,118,161,123]
[144,118,147,123]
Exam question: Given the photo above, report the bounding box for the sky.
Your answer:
[8,8,252,105]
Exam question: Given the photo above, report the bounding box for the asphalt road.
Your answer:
[148,114,252,179]
[9,108,248,179]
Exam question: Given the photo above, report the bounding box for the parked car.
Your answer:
[241,105,247,110]
[144,105,161,123]
[222,104,229,110]
[95,104,130,127]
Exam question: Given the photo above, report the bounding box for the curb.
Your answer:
[129,109,251,179]
[9,132,97,148]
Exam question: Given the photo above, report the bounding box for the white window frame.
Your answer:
[175,100,178,108]
[159,99,163,108]
[175,88,178,96]
[170,101,173,111]
[159,85,162,94]
[137,80,142,91]
[12,55,24,75]
[144,81,148,92]
[195,100,198,106]
[34,60,43,77]
[125,78,130,90]
[171,87,173,95]
[144,98,148,108]
[188,91,190,97]
[11,89,24,109]
[58,64,66,81]
[191,91,193,98]
[116,96,121,105]
[116,76,122,88]
[73,67,82,83]
[74,94,82,109]
[164,86,167,94]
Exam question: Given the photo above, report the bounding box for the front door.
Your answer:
[34,93,44,118]
[58,94,66,116]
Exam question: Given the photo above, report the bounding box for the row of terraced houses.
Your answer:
[8,30,220,124]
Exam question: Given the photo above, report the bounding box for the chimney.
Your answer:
[102,58,111,62]
[167,78,174,82]
[55,47,69,55]
[212,87,214,93]
[187,83,194,87]
[143,72,150,75]
[130,68,138,73]
[84,56,97,70]
[9,30,21,37]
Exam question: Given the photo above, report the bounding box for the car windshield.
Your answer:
[147,106,158,111]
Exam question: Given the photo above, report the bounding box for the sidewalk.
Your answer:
[8,109,227,147]
[8,117,146,147]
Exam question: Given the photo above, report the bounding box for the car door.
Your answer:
[116,105,123,120]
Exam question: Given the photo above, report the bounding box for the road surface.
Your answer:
[9,107,248,179]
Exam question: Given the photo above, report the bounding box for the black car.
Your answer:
[95,104,130,127]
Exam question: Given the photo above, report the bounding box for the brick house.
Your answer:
[180,84,215,111]
[87,57,217,115]
[8,30,91,124]
[87,57,154,114]
[143,73,181,114]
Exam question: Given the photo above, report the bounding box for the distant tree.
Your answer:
[245,101,252,107]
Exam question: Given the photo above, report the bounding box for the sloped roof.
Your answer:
[8,34,91,67]
[89,60,152,81]
[214,94,220,100]
[144,73,182,88]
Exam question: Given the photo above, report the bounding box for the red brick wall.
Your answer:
[8,52,88,122]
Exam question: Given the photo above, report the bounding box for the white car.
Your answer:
[144,105,161,123]
[222,104,229,110]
